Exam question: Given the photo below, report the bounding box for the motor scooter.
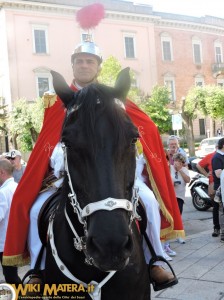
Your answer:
[189,173,212,211]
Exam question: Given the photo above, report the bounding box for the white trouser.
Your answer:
[135,178,164,264]
[28,187,56,269]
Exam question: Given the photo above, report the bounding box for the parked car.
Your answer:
[196,137,221,158]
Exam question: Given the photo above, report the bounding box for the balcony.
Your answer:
[212,63,224,74]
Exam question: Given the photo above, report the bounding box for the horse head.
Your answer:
[51,68,139,272]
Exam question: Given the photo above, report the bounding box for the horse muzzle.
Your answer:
[86,234,133,272]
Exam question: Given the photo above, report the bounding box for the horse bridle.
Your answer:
[61,142,141,253]
[48,99,141,300]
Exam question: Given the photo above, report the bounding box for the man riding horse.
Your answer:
[3,38,184,290]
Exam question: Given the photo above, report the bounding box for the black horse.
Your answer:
[44,68,150,300]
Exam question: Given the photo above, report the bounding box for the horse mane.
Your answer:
[66,83,132,156]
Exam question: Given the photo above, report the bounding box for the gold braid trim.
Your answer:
[43,93,57,108]
[2,254,30,267]
[144,155,185,239]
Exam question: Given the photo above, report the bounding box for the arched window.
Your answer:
[33,67,52,98]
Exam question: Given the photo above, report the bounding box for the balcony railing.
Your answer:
[212,63,224,73]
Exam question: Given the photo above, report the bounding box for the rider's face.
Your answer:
[72,53,100,87]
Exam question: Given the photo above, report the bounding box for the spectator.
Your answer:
[212,137,224,243]
[167,135,189,166]
[219,171,224,243]
[217,128,221,137]
[171,153,190,215]
[4,150,26,183]
[196,146,219,237]
[169,152,190,245]
[0,159,21,284]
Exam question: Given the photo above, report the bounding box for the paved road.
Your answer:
[151,171,224,300]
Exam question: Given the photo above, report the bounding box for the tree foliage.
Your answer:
[98,55,142,102]
[139,86,172,134]
[98,56,122,86]
[181,85,224,156]
[184,85,224,120]
[8,98,44,151]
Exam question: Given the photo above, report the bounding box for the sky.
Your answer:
[130,0,224,19]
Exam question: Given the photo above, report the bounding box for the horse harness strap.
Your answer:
[61,142,141,226]
[52,143,141,298]
[82,197,133,218]
[48,217,116,300]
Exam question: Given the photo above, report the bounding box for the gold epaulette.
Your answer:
[43,92,57,108]
[136,140,143,157]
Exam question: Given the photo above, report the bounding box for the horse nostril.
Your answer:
[124,235,133,253]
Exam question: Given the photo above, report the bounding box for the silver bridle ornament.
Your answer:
[61,142,141,252]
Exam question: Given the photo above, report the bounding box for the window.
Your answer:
[214,41,223,63]
[192,37,202,64]
[34,68,52,98]
[37,77,49,97]
[124,35,135,58]
[161,33,173,61]
[195,75,204,86]
[217,78,224,87]
[164,77,176,101]
[199,119,205,135]
[32,25,49,54]
[215,46,222,63]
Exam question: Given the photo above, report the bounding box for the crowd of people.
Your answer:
[1,37,223,293]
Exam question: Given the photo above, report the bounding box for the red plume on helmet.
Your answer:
[76,3,105,30]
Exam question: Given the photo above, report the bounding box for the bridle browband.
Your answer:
[48,99,141,300]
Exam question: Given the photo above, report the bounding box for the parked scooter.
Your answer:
[189,173,212,211]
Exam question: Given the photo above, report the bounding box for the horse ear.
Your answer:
[114,67,131,103]
[51,70,74,107]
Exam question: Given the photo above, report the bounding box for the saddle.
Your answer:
[38,189,61,245]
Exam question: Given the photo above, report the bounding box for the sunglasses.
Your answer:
[7,157,16,161]
[175,171,178,179]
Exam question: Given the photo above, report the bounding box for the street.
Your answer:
[182,171,213,236]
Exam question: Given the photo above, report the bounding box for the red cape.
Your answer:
[3,94,184,266]
[126,100,184,239]
[3,95,67,266]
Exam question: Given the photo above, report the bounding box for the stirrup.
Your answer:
[148,255,178,291]
[22,269,44,290]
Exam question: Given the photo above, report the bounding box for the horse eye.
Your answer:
[131,138,138,145]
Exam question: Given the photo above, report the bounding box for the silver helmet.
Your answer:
[71,40,102,64]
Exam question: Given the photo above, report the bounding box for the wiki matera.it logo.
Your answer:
[0,284,16,300]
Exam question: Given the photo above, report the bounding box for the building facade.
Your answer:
[0,0,224,151]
